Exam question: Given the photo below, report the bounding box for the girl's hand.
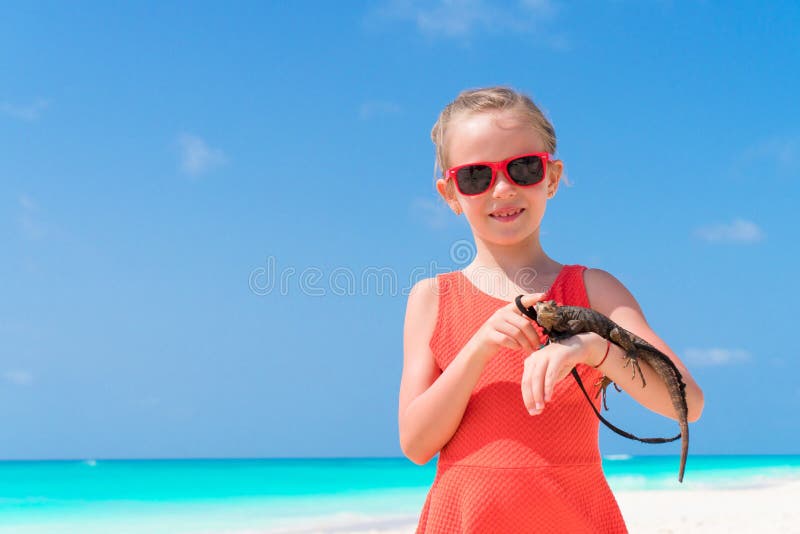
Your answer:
[470,293,548,361]
[521,332,603,415]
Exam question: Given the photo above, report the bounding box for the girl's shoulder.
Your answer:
[582,267,646,319]
[404,270,466,339]
[406,276,439,310]
[406,271,457,299]
[404,274,450,333]
[407,271,463,299]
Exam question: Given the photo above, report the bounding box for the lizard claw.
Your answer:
[594,375,614,411]
[624,351,647,389]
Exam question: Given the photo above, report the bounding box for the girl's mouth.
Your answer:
[490,208,525,222]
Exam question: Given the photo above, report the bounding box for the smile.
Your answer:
[490,208,525,221]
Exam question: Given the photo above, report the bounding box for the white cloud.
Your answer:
[683,348,750,366]
[359,100,401,120]
[177,133,227,176]
[520,0,558,18]
[413,0,488,37]
[693,218,764,244]
[19,193,36,211]
[18,193,47,240]
[368,0,566,46]
[743,135,800,175]
[3,369,33,386]
[410,197,454,230]
[0,99,50,121]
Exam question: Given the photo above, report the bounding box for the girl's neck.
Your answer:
[464,232,561,294]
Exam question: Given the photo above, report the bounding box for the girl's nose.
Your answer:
[492,170,516,197]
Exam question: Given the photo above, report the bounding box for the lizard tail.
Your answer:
[679,420,689,483]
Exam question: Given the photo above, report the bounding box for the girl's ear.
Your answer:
[436,177,462,215]
[546,159,564,199]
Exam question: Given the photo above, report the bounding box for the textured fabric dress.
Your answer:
[415,264,628,533]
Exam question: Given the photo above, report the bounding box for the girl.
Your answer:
[398,87,704,533]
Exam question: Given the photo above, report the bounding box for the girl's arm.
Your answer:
[398,278,495,465]
[583,268,705,422]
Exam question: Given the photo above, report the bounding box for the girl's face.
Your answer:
[436,109,563,247]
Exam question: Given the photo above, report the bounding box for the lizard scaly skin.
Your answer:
[530,300,689,483]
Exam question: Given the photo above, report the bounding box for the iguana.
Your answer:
[515,297,689,483]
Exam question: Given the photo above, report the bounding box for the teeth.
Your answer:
[494,208,522,217]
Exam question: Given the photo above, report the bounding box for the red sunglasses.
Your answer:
[445,152,550,196]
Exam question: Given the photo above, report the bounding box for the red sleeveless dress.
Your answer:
[415,264,628,533]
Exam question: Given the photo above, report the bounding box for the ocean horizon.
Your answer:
[1,455,799,533]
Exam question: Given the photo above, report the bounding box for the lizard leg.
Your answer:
[566,319,586,335]
[546,331,570,343]
[609,326,639,353]
[624,350,647,388]
[611,328,647,388]
[594,375,613,411]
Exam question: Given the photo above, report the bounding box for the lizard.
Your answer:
[515,297,689,483]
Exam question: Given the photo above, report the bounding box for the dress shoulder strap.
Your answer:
[549,264,590,308]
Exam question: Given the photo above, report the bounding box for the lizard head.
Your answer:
[533,300,561,332]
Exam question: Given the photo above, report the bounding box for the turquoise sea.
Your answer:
[1,455,799,533]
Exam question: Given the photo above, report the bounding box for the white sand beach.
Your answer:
[614,480,800,533]
[276,480,800,534]
[24,480,795,534]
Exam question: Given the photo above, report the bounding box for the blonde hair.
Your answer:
[431,86,557,191]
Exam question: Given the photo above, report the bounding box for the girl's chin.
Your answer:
[477,230,537,247]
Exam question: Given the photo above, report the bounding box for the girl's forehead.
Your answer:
[447,110,545,162]
[454,109,525,130]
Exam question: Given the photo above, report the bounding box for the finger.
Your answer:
[493,324,525,351]
[517,292,548,311]
[521,359,534,413]
[544,358,564,403]
[500,317,535,353]
[506,314,541,353]
[529,354,547,413]
[504,337,524,351]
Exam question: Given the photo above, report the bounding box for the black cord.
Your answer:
[514,295,680,444]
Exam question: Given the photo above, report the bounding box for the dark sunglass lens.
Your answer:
[508,156,544,185]
[456,165,493,195]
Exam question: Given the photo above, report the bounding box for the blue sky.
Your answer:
[1,1,798,460]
